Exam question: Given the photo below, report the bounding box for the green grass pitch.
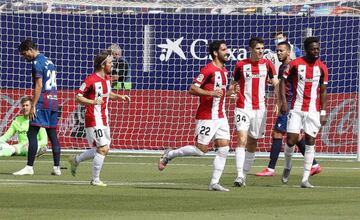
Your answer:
[0,154,359,220]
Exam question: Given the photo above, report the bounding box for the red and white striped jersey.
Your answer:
[193,62,229,120]
[233,58,276,110]
[283,57,328,112]
[76,73,112,128]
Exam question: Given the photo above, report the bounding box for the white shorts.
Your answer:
[234,108,266,139]
[287,110,321,138]
[195,118,230,145]
[85,126,111,148]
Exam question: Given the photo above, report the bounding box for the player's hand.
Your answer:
[228,84,239,95]
[212,89,223,98]
[320,115,327,126]
[273,104,279,116]
[274,101,281,116]
[29,106,36,120]
[235,84,240,93]
[121,95,131,103]
[111,75,119,81]
[93,97,104,105]
[280,103,288,115]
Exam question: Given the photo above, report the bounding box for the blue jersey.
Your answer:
[273,62,295,133]
[278,62,294,107]
[32,54,58,111]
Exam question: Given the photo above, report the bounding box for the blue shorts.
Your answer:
[273,112,288,133]
[30,109,58,128]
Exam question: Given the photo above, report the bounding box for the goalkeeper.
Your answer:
[0,97,47,157]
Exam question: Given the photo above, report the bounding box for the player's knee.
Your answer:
[286,134,298,146]
[214,139,230,148]
[247,136,257,152]
[51,145,61,153]
[217,146,229,158]
[195,143,208,154]
[272,130,283,139]
[304,134,315,145]
[237,134,247,146]
[96,145,109,155]
[286,141,295,148]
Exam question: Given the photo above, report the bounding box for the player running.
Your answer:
[69,50,130,186]
[158,40,235,192]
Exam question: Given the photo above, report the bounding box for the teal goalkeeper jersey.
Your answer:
[0,115,48,147]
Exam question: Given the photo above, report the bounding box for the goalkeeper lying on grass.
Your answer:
[0,96,47,157]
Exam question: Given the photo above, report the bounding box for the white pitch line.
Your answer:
[0,159,359,170]
[0,179,199,187]
[0,179,359,190]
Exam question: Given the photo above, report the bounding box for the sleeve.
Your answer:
[282,60,296,80]
[232,62,242,82]
[76,77,91,97]
[32,61,44,79]
[193,67,211,87]
[37,128,48,147]
[267,60,277,79]
[320,63,329,85]
[0,121,17,143]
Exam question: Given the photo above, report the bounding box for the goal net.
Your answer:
[0,0,359,158]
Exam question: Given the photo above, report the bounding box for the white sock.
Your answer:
[312,164,319,168]
[235,147,245,178]
[92,153,105,181]
[243,151,255,174]
[167,145,204,159]
[302,145,315,182]
[284,143,294,170]
[210,146,229,185]
[267,168,275,172]
[76,148,96,163]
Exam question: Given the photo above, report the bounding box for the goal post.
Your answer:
[0,0,359,159]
